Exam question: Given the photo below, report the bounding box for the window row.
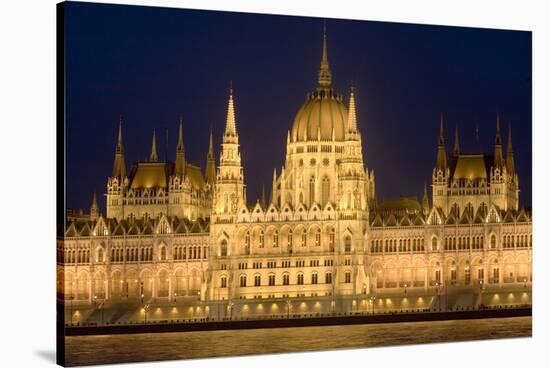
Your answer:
[370,238,425,253]
[231,272,338,287]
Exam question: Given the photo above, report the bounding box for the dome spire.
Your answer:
[317,23,332,91]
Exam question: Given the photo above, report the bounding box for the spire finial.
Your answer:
[208,126,214,155]
[224,84,237,136]
[261,185,266,208]
[150,129,158,162]
[317,23,332,91]
[435,114,447,171]
[495,113,502,145]
[90,192,99,221]
[422,182,429,214]
[175,117,186,176]
[347,86,357,132]
[112,117,126,178]
[177,116,184,152]
[439,113,445,145]
[494,113,504,168]
[117,117,124,152]
[506,122,515,176]
[507,122,513,153]
[453,124,460,155]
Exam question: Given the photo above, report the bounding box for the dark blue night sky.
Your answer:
[65,1,532,214]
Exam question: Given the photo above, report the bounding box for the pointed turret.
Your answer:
[175,117,185,176]
[215,84,245,214]
[435,114,447,172]
[112,117,127,178]
[224,82,237,137]
[453,124,460,155]
[205,128,216,183]
[494,114,504,169]
[90,192,99,221]
[317,24,332,92]
[422,183,429,215]
[149,129,158,162]
[261,185,266,208]
[347,86,357,132]
[506,123,515,176]
[271,168,277,205]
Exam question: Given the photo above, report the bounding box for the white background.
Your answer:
[0,0,548,367]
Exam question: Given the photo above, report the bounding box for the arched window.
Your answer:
[223,193,229,213]
[432,237,438,251]
[329,228,335,252]
[344,271,351,283]
[259,230,265,248]
[283,273,290,285]
[160,246,166,261]
[315,228,321,247]
[288,229,293,252]
[273,230,279,248]
[301,229,307,247]
[239,275,247,287]
[97,248,104,263]
[245,232,251,255]
[311,273,318,284]
[297,273,304,285]
[220,240,227,257]
[491,234,496,249]
[309,176,316,205]
[344,236,352,253]
[221,276,227,288]
[254,275,261,287]
[322,177,330,205]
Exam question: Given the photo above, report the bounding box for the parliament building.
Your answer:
[58,31,532,320]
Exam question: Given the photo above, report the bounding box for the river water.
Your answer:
[65,316,531,366]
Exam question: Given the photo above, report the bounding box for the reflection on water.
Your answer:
[65,316,531,366]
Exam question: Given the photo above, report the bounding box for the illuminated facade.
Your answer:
[58,31,532,318]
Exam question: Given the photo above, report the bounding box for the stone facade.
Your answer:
[58,31,532,316]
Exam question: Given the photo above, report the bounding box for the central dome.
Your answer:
[290,28,349,142]
[291,93,348,142]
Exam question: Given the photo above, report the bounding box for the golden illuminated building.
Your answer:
[58,30,532,321]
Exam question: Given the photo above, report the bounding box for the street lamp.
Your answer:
[371,295,376,315]
[69,294,74,325]
[435,282,440,311]
[479,279,484,310]
[174,292,177,303]
[404,283,408,296]
[143,304,150,323]
[286,299,291,319]
[228,300,234,320]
